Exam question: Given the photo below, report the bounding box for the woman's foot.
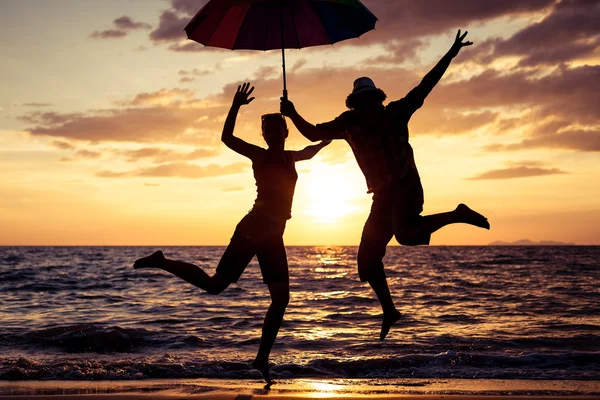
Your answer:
[252,357,273,385]
[133,250,165,269]
[455,204,490,229]
[380,309,401,341]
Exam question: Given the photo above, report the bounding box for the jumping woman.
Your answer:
[133,82,330,385]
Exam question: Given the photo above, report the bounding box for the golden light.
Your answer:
[303,380,347,397]
[300,162,362,223]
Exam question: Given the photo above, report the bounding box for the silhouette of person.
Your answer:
[134,82,330,385]
[280,30,489,340]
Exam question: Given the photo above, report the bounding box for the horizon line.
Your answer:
[0,244,591,247]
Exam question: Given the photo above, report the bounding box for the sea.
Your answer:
[0,246,598,381]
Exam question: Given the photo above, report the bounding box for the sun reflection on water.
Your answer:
[304,380,347,397]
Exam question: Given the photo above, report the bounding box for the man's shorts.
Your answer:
[215,211,288,284]
[357,173,430,282]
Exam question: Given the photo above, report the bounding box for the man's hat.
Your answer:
[351,77,379,95]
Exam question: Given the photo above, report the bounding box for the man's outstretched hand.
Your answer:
[449,29,473,58]
[280,97,296,117]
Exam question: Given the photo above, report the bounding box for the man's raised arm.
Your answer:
[280,98,323,142]
[408,29,473,104]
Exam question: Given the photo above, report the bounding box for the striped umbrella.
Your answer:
[184,0,377,99]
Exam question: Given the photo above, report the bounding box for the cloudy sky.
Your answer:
[1,0,599,245]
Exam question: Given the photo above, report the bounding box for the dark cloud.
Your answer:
[419,64,599,152]
[168,42,207,52]
[488,128,600,152]
[254,66,280,80]
[468,163,567,180]
[148,1,209,44]
[179,68,213,76]
[178,67,217,83]
[365,39,427,64]
[361,0,554,44]
[411,110,498,135]
[291,59,307,72]
[113,16,152,30]
[91,15,152,40]
[149,0,554,49]
[18,88,247,146]
[209,60,597,148]
[172,0,208,16]
[150,11,190,42]
[462,0,600,66]
[90,29,127,39]
[96,162,246,179]
[21,53,598,156]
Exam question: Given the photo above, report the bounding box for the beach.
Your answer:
[1,378,599,399]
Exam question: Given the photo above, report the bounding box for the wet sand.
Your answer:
[0,378,599,399]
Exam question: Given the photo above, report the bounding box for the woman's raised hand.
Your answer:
[233,82,255,107]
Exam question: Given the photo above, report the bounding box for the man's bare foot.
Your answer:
[455,204,490,229]
[380,309,401,341]
[252,357,273,385]
[133,250,165,269]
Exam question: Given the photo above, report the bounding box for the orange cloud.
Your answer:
[120,147,219,163]
[19,56,599,159]
[22,104,225,144]
[468,164,567,180]
[97,162,247,179]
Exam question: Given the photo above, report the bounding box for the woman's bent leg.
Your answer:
[133,250,231,294]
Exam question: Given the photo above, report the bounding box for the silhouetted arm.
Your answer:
[280,98,347,142]
[397,30,473,116]
[290,140,331,162]
[221,82,263,161]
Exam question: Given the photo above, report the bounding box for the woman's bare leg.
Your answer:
[133,250,230,295]
[252,280,289,385]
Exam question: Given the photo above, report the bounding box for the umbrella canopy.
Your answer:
[184,0,377,98]
[185,0,377,51]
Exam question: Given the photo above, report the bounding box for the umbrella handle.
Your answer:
[281,4,288,101]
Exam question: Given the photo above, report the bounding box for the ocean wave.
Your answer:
[2,351,598,380]
[2,324,600,355]
[7,324,164,353]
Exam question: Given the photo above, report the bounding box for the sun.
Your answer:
[298,162,363,222]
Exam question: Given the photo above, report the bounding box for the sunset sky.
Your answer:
[1,0,599,245]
